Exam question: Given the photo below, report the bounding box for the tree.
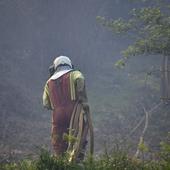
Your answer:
[97,0,170,101]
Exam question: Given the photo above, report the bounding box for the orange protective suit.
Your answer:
[43,70,87,155]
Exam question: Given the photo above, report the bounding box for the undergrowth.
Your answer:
[0,141,170,170]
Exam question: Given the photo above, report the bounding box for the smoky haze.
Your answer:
[0,0,167,159]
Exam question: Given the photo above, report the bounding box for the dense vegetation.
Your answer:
[0,139,170,170]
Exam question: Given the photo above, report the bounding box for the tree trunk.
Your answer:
[161,55,170,101]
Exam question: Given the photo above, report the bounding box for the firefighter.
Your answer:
[43,56,93,160]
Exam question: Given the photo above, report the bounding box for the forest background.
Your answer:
[0,0,169,161]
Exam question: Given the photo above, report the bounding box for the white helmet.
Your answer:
[53,56,72,69]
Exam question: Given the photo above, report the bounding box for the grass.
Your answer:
[0,141,170,170]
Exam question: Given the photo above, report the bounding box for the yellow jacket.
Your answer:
[42,70,87,110]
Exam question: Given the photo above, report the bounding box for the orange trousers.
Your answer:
[51,105,75,155]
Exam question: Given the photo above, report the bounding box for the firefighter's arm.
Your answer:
[74,71,88,103]
[43,82,52,110]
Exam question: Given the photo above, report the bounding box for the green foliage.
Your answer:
[96,16,132,34]
[115,59,126,69]
[63,132,77,144]
[1,144,170,170]
[0,160,36,170]
[138,138,149,153]
[97,0,170,61]
[35,149,78,170]
[159,134,170,169]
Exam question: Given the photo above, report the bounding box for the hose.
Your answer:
[66,101,94,162]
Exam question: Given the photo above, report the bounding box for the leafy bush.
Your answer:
[0,143,170,170]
